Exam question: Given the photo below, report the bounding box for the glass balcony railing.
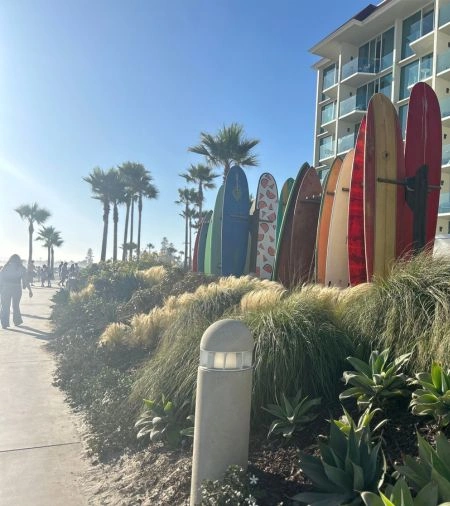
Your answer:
[337,133,356,153]
[439,192,450,214]
[321,106,335,125]
[341,57,376,80]
[443,144,450,166]
[319,142,335,161]
[323,72,337,91]
[339,95,367,117]
[440,3,450,27]
[438,49,450,74]
[440,96,450,118]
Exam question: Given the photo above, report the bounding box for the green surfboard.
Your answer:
[276,178,294,247]
[204,185,224,275]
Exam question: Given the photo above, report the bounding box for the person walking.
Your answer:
[0,254,33,328]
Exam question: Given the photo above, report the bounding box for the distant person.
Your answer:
[59,262,68,287]
[0,254,33,329]
[41,265,51,287]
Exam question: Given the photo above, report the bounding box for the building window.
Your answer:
[319,136,334,161]
[399,104,408,139]
[322,64,337,91]
[402,9,434,60]
[321,102,335,125]
[355,73,393,111]
[381,27,395,71]
[399,55,433,100]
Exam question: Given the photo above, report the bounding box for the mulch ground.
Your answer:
[83,397,449,506]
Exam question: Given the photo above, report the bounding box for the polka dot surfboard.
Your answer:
[255,173,278,279]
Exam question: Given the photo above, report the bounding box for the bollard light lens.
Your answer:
[200,350,253,370]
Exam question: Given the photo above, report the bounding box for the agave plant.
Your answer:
[410,362,450,428]
[334,406,387,437]
[292,421,385,505]
[362,478,450,506]
[340,349,412,410]
[396,432,450,503]
[262,390,321,439]
[135,395,193,448]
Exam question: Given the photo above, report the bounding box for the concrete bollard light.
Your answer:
[190,319,254,506]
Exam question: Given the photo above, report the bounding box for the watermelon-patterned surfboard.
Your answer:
[255,173,278,279]
[348,116,367,286]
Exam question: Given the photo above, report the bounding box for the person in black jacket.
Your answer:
[0,254,33,328]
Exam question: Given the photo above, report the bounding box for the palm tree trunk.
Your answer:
[137,194,143,260]
[51,247,54,276]
[198,183,203,222]
[113,203,118,262]
[184,203,188,271]
[189,214,192,269]
[101,201,110,262]
[28,221,34,264]
[223,161,231,182]
[129,199,135,261]
[122,200,131,261]
[47,246,51,274]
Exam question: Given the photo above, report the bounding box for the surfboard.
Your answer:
[204,185,224,275]
[255,173,278,280]
[365,93,405,281]
[325,150,353,287]
[197,211,212,273]
[404,82,442,252]
[273,164,309,287]
[192,230,200,272]
[221,166,250,276]
[289,166,322,287]
[276,178,294,247]
[348,116,367,286]
[244,200,257,274]
[315,157,343,284]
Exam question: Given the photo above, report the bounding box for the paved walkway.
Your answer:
[0,285,88,506]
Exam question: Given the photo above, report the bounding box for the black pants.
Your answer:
[0,284,23,327]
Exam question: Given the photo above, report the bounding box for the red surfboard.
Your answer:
[290,166,322,287]
[404,82,442,252]
[364,94,405,281]
[348,116,367,286]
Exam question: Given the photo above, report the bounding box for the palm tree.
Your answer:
[36,226,63,275]
[179,163,219,220]
[83,167,117,262]
[15,203,51,264]
[188,123,259,179]
[119,162,158,261]
[176,188,199,270]
[108,169,127,262]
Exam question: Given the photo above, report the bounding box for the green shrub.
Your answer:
[396,433,450,503]
[293,422,385,505]
[262,390,321,440]
[410,362,450,427]
[340,349,411,410]
[333,407,387,437]
[135,395,193,448]
[339,253,450,373]
[362,478,446,506]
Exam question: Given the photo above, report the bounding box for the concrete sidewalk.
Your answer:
[0,285,88,506]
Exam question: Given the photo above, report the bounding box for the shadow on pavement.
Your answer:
[6,326,54,340]
[21,314,51,321]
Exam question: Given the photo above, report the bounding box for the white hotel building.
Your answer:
[310,0,450,238]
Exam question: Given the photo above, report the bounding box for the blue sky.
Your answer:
[0,0,366,262]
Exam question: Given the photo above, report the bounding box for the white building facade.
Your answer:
[310,0,450,236]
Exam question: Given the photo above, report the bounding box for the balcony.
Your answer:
[437,49,450,80]
[441,96,450,127]
[439,3,450,34]
[443,144,450,167]
[337,133,356,154]
[439,192,450,214]
[409,30,434,56]
[319,141,335,162]
[339,95,367,121]
[341,57,377,87]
